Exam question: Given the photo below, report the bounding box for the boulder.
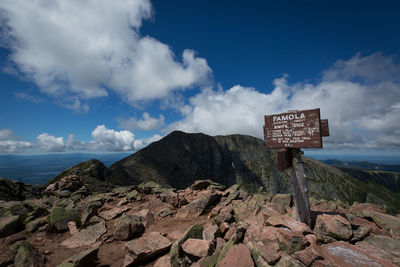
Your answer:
[59,247,99,267]
[61,221,106,248]
[176,191,221,219]
[352,208,400,238]
[314,214,352,241]
[275,254,305,267]
[138,181,163,194]
[126,190,141,201]
[320,241,396,267]
[265,215,312,235]
[159,190,179,207]
[124,232,172,266]
[129,209,155,228]
[98,206,130,220]
[158,208,172,218]
[203,223,220,241]
[356,235,400,266]
[25,217,47,233]
[11,240,43,267]
[154,254,172,267]
[170,224,203,267]
[113,214,145,241]
[0,215,21,237]
[275,228,309,255]
[49,206,80,232]
[182,238,214,258]
[218,243,254,267]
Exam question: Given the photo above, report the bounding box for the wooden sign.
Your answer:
[264,108,322,148]
[321,119,330,137]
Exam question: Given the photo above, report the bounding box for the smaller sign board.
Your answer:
[321,119,329,137]
[264,108,322,148]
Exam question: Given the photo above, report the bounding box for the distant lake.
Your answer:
[0,153,131,185]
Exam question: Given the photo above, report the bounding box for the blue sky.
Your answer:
[0,0,399,156]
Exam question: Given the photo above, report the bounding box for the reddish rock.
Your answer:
[182,238,214,258]
[275,228,309,255]
[224,227,235,241]
[154,254,172,267]
[219,222,230,235]
[176,191,221,219]
[294,245,323,266]
[320,241,396,267]
[129,209,155,228]
[98,206,130,220]
[124,232,172,266]
[266,215,312,234]
[314,214,352,241]
[349,217,373,242]
[219,243,254,267]
[203,223,220,241]
[353,208,400,238]
[68,221,78,235]
[159,190,179,207]
[356,235,400,266]
[117,198,129,206]
[61,221,106,248]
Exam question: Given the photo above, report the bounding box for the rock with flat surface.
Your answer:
[129,209,155,228]
[98,206,130,220]
[154,254,172,267]
[182,238,214,258]
[124,232,172,266]
[320,241,396,267]
[60,247,99,267]
[219,243,254,267]
[113,214,144,241]
[314,214,352,241]
[0,215,21,237]
[356,235,400,266]
[176,191,221,219]
[203,223,220,241]
[266,215,312,234]
[61,221,106,248]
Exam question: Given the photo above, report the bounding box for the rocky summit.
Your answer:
[0,178,399,267]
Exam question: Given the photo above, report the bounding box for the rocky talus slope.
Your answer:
[1,176,399,267]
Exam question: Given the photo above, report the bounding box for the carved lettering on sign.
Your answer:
[264,108,322,148]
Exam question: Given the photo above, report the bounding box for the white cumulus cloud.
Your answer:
[36,133,66,152]
[0,129,32,153]
[118,112,165,131]
[166,53,400,150]
[0,0,211,111]
[134,134,162,150]
[89,125,135,151]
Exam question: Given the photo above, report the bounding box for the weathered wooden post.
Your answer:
[263,108,329,226]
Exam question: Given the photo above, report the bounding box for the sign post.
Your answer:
[263,108,329,226]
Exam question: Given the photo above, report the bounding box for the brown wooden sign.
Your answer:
[264,108,322,148]
[321,119,330,137]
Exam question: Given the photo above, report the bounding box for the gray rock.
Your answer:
[60,247,99,267]
[0,215,21,237]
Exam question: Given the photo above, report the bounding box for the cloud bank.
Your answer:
[0,126,161,153]
[0,0,211,111]
[118,112,165,131]
[0,129,32,153]
[167,53,400,149]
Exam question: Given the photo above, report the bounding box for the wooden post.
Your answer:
[290,148,311,226]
